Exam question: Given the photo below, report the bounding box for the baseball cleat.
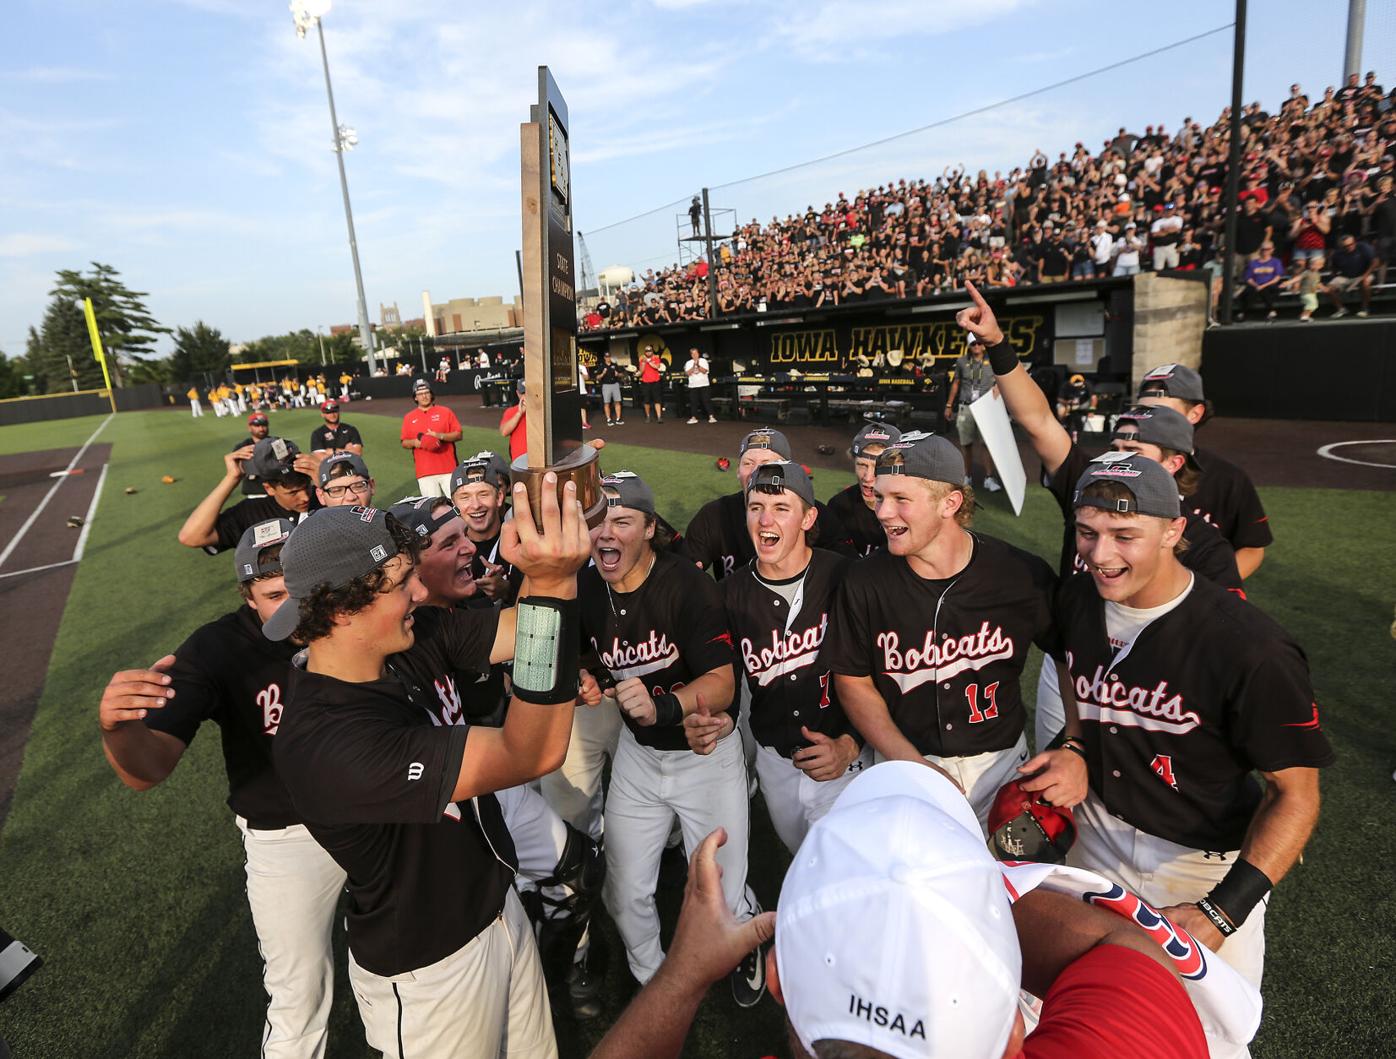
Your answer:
[730,935,768,1008]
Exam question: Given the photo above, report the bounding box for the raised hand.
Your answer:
[956,280,1005,346]
[498,475,590,596]
[99,656,176,732]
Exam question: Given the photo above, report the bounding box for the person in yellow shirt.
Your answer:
[338,371,353,399]
[187,386,203,418]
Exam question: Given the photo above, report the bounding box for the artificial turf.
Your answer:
[0,406,1390,1057]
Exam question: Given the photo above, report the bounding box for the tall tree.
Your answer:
[25,300,102,394]
[236,328,361,367]
[0,351,27,399]
[50,262,169,386]
[169,321,231,383]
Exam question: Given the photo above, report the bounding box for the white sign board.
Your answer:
[969,390,1027,516]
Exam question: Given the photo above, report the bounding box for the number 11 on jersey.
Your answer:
[965,682,1000,724]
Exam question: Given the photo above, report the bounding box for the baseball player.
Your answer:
[99,520,346,1059]
[186,384,203,417]
[178,437,321,554]
[721,460,871,852]
[577,472,765,1004]
[267,480,589,1059]
[823,421,901,557]
[400,377,462,496]
[1050,453,1334,992]
[233,411,272,497]
[315,452,375,509]
[822,431,1080,830]
[952,282,1243,751]
[450,451,523,606]
[1136,363,1273,578]
[308,399,363,456]
[684,428,854,581]
[385,494,608,1019]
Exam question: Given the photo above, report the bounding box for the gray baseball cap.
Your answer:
[451,451,510,493]
[388,495,461,542]
[262,506,402,642]
[875,430,967,486]
[1138,363,1205,402]
[601,471,656,516]
[851,421,902,458]
[739,428,792,459]
[234,518,295,583]
[746,459,815,506]
[317,452,371,487]
[247,437,304,482]
[412,378,432,394]
[1112,405,1199,469]
[1073,452,1181,519]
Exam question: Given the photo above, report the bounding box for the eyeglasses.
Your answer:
[323,479,371,499]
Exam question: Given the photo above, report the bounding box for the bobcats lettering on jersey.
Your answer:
[599,631,680,679]
[878,622,1016,692]
[741,614,828,687]
[1070,656,1201,735]
[257,682,284,735]
[432,676,464,727]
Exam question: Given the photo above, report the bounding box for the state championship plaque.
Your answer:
[515,66,605,527]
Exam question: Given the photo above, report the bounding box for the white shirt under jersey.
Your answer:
[1104,574,1195,654]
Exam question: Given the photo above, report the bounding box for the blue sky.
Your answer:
[0,0,1385,354]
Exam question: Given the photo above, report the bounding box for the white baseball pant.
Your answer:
[236,817,347,1059]
[538,700,622,840]
[348,889,556,1059]
[190,399,203,417]
[753,741,872,853]
[496,784,569,881]
[415,472,454,499]
[1034,659,1065,755]
[1068,792,1267,989]
[604,725,757,983]
[876,734,1029,833]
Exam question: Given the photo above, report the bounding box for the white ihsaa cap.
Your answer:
[775,762,1021,1058]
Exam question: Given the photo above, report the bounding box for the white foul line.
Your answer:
[73,463,109,561]
[0,412,114,570]
[1315,440,1396,470]
[0,558,78,581]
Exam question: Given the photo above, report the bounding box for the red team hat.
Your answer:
[988,781,1076,864]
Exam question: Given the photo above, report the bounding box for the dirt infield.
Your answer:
[355,395,1396,491]
[0,443,111,831]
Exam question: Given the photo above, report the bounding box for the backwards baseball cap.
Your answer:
[247,412,269,426]
[1112,404,1198,468]
[601,471,656,516]
[738,428,792,459]
[262,506,402,641]
[875,430,967,486]
[1138,363,1206,403]
[776,762,1021,1059]
[317,452,370,487]
[746,459,815,506]
[451,451,510,493]
[234,518,295,583]
[320,399,339,413]
[388,495,461,542]
[412,378,432,394]
[1072,452,1182,518]
[246,437,304,482]
[851,421,902,458]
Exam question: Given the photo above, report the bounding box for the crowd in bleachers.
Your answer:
[582,72,1395,331]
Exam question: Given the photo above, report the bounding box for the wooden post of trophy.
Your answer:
[515,66,605,528]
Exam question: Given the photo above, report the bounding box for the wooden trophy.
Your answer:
[515,67,605,528]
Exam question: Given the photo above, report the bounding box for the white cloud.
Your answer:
[0,233,79,257]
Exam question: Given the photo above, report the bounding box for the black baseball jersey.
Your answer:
[308,421,363,453]
[1045,444,1242,593]
[1189,447,1273,551]
[232,436,265,497]
[468,529,523,600]
[145,607,298,827]
[825,482,885,558]
[1055,572,1334,850]
[205,495,318,555]
[723,549,858,758]
[683,491,855,580]
[272,613,517,978]
[579,549,737,751]
[824,534,1060,757]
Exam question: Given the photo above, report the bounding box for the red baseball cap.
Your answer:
[320,400,339,413]
[247,412,268,426]
[988,781,1076,864]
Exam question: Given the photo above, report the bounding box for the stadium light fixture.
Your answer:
[290,0,378,374]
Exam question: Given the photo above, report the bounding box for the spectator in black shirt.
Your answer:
[1325,233,1379,317]
[1231,197,1271,286]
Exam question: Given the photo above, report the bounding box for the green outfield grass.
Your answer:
[0,407,1391,1057]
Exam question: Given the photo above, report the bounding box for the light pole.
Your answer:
[291,0,378,375]
[317,325,326,365]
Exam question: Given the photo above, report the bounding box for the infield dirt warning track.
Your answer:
[0,431,112,831]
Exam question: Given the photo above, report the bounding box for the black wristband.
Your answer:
[983,340,1019,375]
[1205,858,1273,929]
[1059,740,1088,762]
[653,692,684,727]
[1195,897,1237,937]
[510,596,580,705]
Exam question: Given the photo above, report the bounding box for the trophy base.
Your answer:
[511,444,607,529]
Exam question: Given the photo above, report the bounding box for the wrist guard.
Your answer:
[984,340,1019,375]
[1205,858,1272,930]
[653,692,684,727]
[511,597,580,705]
